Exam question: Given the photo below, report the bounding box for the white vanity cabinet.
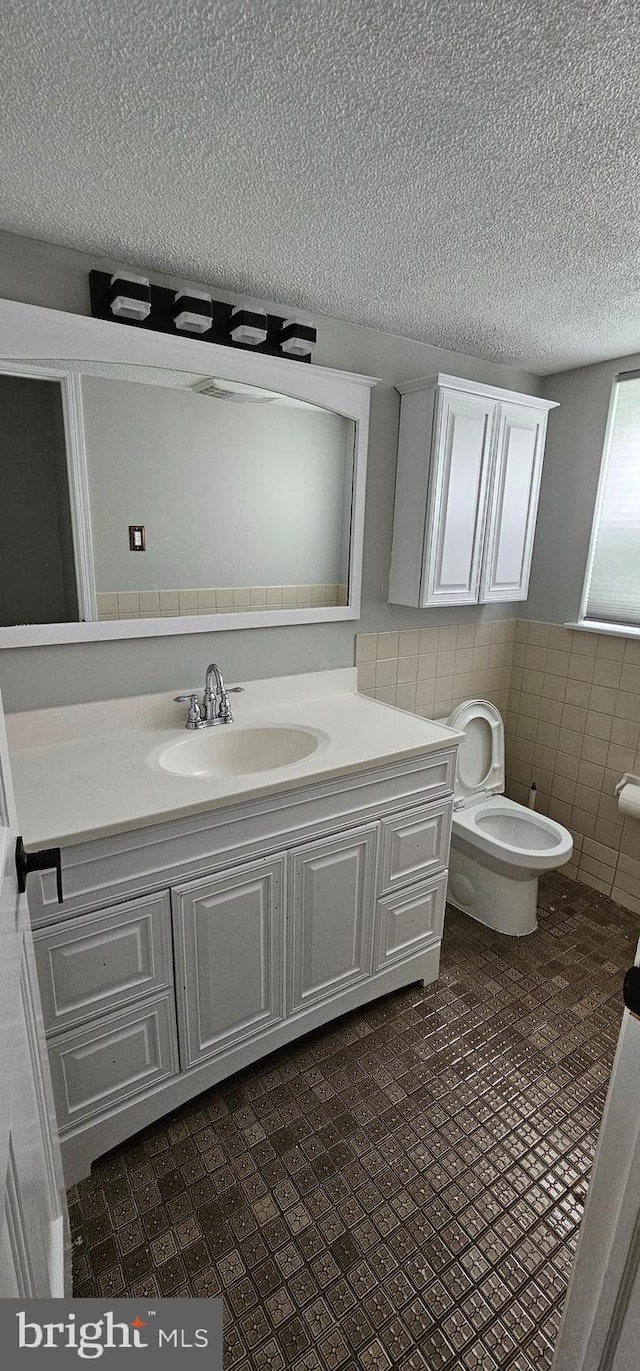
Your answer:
[389,374,557,607]
[23,746,456,1184]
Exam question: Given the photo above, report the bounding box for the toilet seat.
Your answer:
[446,699,504,803]
[451,794,573,870]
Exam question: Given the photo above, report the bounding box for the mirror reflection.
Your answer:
[0,373,78,627]
[0,362,356,628]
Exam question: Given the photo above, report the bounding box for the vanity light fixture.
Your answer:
[280,319,317,358]
[173,288,213,334]
[229,307,268,346]
[91,269,317,362]
[108,272,151,322]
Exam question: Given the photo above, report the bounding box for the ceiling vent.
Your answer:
[191,378,277,404]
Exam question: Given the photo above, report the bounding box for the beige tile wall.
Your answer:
[356,619,514,721]
[356,616,640,919]
[505,621,640,916]
[97,584,347,620]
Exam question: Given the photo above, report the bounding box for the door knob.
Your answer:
[623,965,640,1020]
[15,836,63,903]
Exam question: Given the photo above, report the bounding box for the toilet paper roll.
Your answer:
[617,781,640,819]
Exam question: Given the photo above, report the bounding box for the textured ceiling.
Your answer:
[1,0,640,374]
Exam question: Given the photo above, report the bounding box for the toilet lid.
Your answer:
[446,699,505,800]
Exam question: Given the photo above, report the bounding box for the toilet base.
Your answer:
[447,838,538,936]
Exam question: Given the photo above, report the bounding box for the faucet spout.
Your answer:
[203,662,233,724]
[205,662,224,697]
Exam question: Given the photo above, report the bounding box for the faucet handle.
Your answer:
[174,693,202,729]
[218,690,233,723]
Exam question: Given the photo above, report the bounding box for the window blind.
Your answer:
[584,373,640,628]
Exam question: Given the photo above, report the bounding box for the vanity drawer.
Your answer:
[378,799,452,895]
[34,891,172,1036]
[47,992,179,1134]
[374,871,447,971]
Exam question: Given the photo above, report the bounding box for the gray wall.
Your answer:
[83,377,351,590]
[0,230,539,712]
[526,354,640,624]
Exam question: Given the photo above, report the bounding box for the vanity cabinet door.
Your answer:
[479,401,548,602]
[172,856,285,1069]
[289,826,377,1013]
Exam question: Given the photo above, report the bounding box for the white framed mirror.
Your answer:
[0,299,376,647]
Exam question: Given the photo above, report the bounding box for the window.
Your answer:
[581,371,640,630]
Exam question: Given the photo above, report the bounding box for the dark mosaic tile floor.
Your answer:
[69,872,639,1370]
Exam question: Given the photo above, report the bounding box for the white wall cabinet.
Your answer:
[389,374,557,607]
[25,750,458,1184]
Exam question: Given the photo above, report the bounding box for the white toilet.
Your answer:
[445,699,573,936]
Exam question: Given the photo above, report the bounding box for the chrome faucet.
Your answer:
[174,662,233,729]
[203,662,232,723]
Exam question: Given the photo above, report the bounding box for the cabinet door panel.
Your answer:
[173,857,284,1068]
[290,828,377,1011]
[480,402,547,602]
[423,390,496,606]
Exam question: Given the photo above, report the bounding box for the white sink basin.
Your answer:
[157,724,323,777]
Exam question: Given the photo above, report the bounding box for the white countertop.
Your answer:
[7,669,462,850]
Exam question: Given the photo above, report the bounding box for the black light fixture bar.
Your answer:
[89,271,315,362]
